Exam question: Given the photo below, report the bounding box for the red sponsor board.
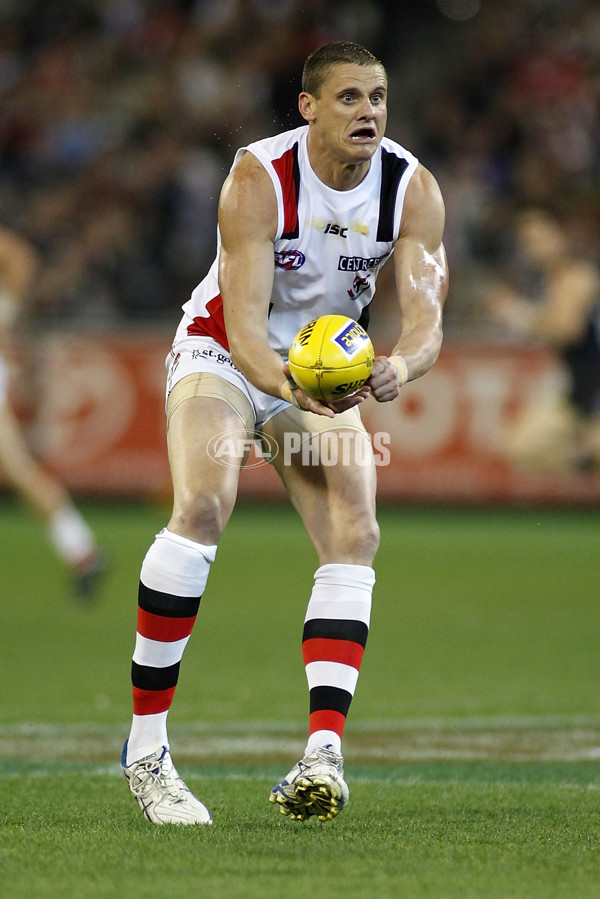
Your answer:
[31,333,170,497]
[23,333,600,504]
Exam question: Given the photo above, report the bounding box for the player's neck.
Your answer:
[307,140,371,191]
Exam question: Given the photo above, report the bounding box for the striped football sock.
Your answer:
[126,528,216,766]
[302,563,375,756]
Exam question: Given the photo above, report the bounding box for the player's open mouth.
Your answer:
[349,127,377,142]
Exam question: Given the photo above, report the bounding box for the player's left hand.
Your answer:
[365,356,402,403]
[326,385,371,414]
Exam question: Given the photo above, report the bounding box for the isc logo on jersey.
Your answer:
[324,222,348,238]
[287,314,374,402]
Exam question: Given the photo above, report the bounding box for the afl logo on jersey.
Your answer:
[274,250,306,270]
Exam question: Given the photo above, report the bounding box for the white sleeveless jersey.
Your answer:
[175,125,418,357]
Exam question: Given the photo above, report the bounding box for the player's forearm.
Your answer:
[228,333,288,400]
[391,319,443,382]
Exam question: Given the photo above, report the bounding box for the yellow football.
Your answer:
[288,314,374,402]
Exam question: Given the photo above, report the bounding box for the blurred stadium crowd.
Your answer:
[0,0,599,334]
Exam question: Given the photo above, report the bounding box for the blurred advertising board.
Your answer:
[21,332,600,505]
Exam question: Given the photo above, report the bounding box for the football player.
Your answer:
[122,40,448,824]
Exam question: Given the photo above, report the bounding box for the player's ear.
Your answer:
[299,92,316,123]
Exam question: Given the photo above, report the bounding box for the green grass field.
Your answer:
[1,499,600,897]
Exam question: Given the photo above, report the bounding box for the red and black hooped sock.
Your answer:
[131,583,202,716]
[301,563,375,754]
[126,528,216,764]
[302,615,368,737]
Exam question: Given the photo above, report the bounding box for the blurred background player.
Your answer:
[121,41,447,826]
[0,225,106,598]
[487,207,600,473]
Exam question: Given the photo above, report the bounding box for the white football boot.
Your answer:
[269,744,349,821]
[121,742,212,824]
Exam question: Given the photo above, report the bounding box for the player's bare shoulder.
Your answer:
[400,163,446,247]
[219,151,278,241]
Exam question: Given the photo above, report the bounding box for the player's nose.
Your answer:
[357,98,376,120]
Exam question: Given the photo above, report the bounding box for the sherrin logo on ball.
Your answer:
[287,314,375,401]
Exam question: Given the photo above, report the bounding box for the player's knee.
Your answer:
[170,488,231,543]
[357,515,380,560]
[333,512,379,563]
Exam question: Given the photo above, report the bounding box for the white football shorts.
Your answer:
[164,335,366,441]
